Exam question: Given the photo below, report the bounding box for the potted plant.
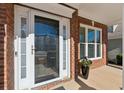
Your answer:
[116,54,122,65]
[80,57,92,79]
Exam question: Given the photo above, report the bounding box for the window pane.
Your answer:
[21,42,26,54]
[21,55,26,66]
[96,30,101,43]
[21,67,26,79]
[97,44,101,57]
[63,25,67,70]
[21,17,27,79]
[35,15,59,83]
[80,27,85,43]
[21,18,27,38]
[88,29,95,43]
[88,44,95,58]
[80,44,85,59]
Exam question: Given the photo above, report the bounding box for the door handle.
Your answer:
[15,51,18,56]
[31,45,36,54]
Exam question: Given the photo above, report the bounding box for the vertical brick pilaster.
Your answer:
[0,24,5,89]
[5,4,14,90]
[0,4,7,89]
[70,10,79,80]
[0,4,14,90]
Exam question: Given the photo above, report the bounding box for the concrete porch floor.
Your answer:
[50,65,122,90]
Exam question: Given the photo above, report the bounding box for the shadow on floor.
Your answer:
[76,75,96,90]
[53,86,65,90]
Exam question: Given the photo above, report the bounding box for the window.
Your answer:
[88,29,95,43]
[21,17,27,79]
[88,44,95,58]
[80,27,85,43]
[80,27,86,59]
[35,16,59,83]
[63,25,67,70]
[80,24,102,60]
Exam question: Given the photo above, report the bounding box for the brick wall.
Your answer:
[78,16,108,70]
[5,4,14,90]
[70,10,79,80]
[0,4,14,90]
[0,4,7,90]
[0,24,5,89]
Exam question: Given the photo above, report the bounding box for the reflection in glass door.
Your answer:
[35,15,59,83]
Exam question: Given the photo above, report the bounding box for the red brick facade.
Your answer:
[0,4,107,90]
[70,10,79,80]
[0,24,5,89]
[78,16,108,69]
[0,4,14,89]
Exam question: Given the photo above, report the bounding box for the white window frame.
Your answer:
[80,24,102,60]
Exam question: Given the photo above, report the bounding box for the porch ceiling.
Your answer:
[66,3,123,26]
[20,3,75,18]
[20,3,123,26]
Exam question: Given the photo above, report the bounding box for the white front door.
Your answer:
[14,5,70,89]
[14,6,31,89]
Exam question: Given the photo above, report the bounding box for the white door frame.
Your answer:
[14,5,70,89]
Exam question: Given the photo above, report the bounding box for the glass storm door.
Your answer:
[34,15,59,83]
[15,6,70,89]
[30,11,70,86]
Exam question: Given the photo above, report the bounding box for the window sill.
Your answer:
[88,57,102,61]
[80,57,102,61]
